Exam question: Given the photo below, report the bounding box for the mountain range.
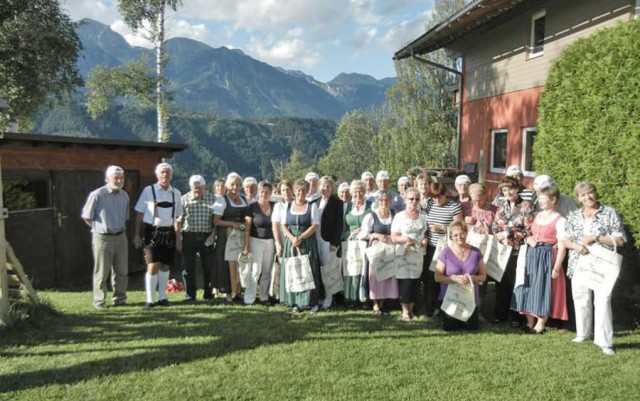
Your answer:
[76,19,394,120]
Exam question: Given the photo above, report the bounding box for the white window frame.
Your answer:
[490,129,508,174]
[521,127,537,177]
[529,10,546,58]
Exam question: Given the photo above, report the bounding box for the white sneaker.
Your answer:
[572,336,588,343]
[310,305,319,314]
[601,347,615,356]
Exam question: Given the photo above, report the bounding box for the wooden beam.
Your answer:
[6,243,39,304]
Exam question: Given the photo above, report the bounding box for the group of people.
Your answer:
[81,163,626,356]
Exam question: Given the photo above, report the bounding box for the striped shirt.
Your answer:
[425,198,462,246]
[179,191,216,233]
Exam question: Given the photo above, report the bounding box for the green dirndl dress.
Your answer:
[279,202,320,309]
[342,201,371,302]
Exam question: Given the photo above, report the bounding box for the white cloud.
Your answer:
[62,0,116,22]
[167,19,216,46]
[249,36,322,69]
[110,20,154,48]
[348,27,378,49]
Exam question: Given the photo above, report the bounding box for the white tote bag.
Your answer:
[285,248,315,293]
[395,247,424,279]
[321,250,344,296]
[466,229,491,264]
[237,252,253,289]
[573,237,622,295]
[441,275,476,322]
[225,228,245,261]
[514,244,528,287]
[269,255,280,298]
[342,239,365,276]
[365,241,397,281]
[485,237,512,282]
[428,229,450,272]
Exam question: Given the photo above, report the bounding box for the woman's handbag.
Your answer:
[321,250,343,296]
[514,244,528,287]
[485,237,512,282]
[225,228,245,261]
[394,246,423,279]
[342,238,366,276]
[269,255,280,298]
[237,252,253,289]
[285,247,315,293]
[441,274,476,322]
[365,241,397,281]
[574,236,622,295]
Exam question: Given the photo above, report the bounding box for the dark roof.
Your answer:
[394,0,529,60]
[0,132,188,152]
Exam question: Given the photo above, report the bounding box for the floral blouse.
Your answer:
[564,204,626,278]
[491,198,533,250]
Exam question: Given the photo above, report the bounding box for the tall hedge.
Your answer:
[535,19,640,246]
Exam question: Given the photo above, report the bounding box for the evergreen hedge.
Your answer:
[535,18,640,245]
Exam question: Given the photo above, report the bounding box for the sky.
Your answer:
[62,0,434,83]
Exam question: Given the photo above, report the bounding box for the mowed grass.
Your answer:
[1,291,640,400]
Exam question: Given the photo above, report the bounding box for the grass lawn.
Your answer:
[1,290,639,400]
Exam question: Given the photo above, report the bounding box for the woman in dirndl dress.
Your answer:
[342,179,371,305]
[279,179,321,313]
[213,172,249,303]
[512,186,568,334]
[358,190,398,315]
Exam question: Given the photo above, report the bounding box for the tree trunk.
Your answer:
[156,2,166,142]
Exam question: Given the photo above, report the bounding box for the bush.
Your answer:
[535,19,640,328]
[535,18,640,245]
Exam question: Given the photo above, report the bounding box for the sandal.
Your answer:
[401,314,412,322]
[373,309,382,316]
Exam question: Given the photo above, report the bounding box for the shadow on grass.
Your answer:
[0,302,451,393]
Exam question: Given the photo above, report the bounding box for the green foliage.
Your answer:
[272,149,315,183]
[85,56,156,119]
[35,104,335,188]
[0,0,82,128]
[374,56,458,178]
[535,19,640,245]
[317,109,377,182]
[118,0,183,35]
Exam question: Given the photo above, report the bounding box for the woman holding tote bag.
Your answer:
[358,190,398,315]
[563,181,626,356]
[435,221,486,331]
[279,179,321,313]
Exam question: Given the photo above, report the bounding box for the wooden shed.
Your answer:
[0,132,187,288]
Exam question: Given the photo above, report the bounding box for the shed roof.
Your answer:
[0,132,188,152]
[394,0,529,60]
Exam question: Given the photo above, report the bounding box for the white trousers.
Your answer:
[244,237,275,304]
[572,279,613,348]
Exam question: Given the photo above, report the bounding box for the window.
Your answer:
[522,127,537,176]
[3,179,52,212]
[529,10,546,57]
[490,129,508,174]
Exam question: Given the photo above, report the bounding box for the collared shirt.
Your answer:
[179,191,216,233]
[564,204,627,278]
[81,185,130,234]
[134,183,183,227]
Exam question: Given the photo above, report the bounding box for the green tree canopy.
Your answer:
[317,109,376,182]
[0,0,82,128]
[535,19,640,245]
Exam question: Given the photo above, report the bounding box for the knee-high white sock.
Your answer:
[145,273,158,303]
[158,269,170,300]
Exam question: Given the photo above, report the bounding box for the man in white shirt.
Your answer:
[134,163,183,309]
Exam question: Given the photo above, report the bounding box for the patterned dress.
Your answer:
[359,211,399,300]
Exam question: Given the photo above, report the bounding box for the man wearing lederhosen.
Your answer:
[133,163,183,309]
[81,165,130,309]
